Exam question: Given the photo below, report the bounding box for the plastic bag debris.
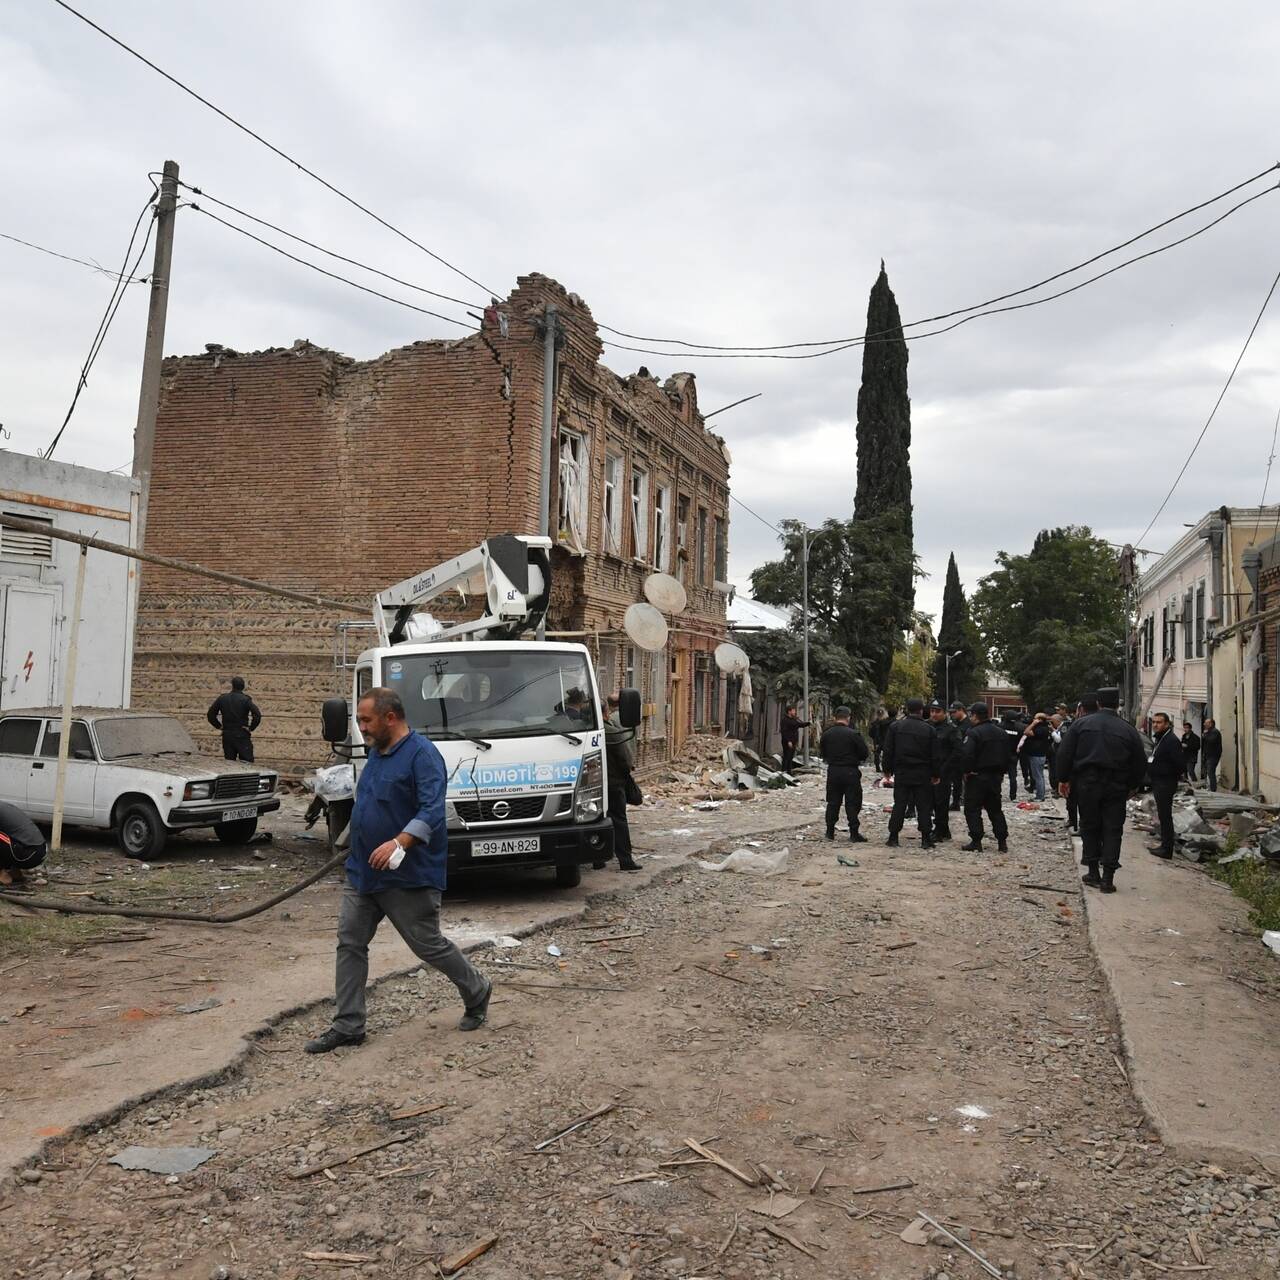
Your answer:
[692,800,723,811]
[306,764,355,802]
[1263,931,1280,956]
[955,1104,991,1119]
[696,846,789,876]
[547,944,562,957]
[494,936,522,949]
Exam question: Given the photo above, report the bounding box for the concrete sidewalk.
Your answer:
[1080,824,1280,1165]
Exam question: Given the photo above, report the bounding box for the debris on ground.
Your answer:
[107,1146,216,1175]
[696,846,790,875]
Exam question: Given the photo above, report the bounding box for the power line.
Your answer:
[1,231,148,283]
[51,0,498,298]
[729,491,783,537]
[176,180,483,310]
[1136,261,1280,548]
[596,164,1280,351]
[186,203,475,331]
[1249,402,1280,546]
[45,187,158,459]
[599,184,1279,361]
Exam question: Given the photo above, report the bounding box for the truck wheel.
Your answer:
[214,817,259,845]
[554,862,582,889]
[116,801,167,860]
[326,799,353,852]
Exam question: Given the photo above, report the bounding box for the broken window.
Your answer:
[1195,582,1206,657]
[557,430,590,552]
[630,465,649,561]
[696,507,709,586]
[654,485,671,573]
[597,641,617,697]
[675,495,690,582]
[713,515,727,584]
[1161,605,1171,662]
[647,649,666,740]
[622,644,636,691]
[603,454,623,554]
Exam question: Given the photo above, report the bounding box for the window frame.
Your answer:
[0,716,41,756]
[696,507,709,586]
[556,429,589,549]
[39,719,95,761]
[1182,588,1194,659]
[654,484,671,573]
[713,514,727,584]
[629,465,649,561]
[1195,581,1206,658]
[603,453,623,555]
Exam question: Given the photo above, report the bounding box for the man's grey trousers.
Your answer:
[332,884,488,1035]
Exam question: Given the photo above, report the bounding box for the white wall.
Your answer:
[1135,536,1211,727]
[0,451,139,709]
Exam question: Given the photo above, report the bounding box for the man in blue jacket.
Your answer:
[305,687,491,1053]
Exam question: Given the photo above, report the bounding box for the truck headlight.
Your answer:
[184,781,212,801]
[573,750,604,823]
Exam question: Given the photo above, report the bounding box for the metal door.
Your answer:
[1,583,59,709]
[26,719,98,822]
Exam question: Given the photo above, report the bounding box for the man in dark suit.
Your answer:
[1148,712,1186,859]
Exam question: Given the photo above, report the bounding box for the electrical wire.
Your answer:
[1136,261,1280,548]
[729,491,783,537]
[45,186,158,459]
[175,180,483,310]
[51,0,498,299]
[1249,401,1280,546]
[187,204,475,331]
[1,231,148,283]
[596,163,1280,351]
[599,184,1280,361]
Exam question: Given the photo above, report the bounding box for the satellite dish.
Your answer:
[643,572,688,615]
[623,602,669,652]
[714,642,750,675]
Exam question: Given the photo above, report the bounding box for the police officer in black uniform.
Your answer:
[927,700,964,841]
[1055,687,1147,893]
[208,676,263,762]
[958,703,1011,852]
[1064,693,1098,831]
[882,697,943,848]
[947,702,969,809]
[819,706,869,842]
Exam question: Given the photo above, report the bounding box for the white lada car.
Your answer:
[0,707,279,858]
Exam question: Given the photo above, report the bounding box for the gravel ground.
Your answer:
[3,783,1278,1279]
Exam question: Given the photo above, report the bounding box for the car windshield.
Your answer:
[390,650,599,739]
[95,716,199,760]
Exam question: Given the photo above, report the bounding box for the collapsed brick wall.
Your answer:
[137,274,730,775]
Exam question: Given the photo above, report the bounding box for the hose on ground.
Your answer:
[0,852,347,924]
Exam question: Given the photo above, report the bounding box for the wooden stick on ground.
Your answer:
[683,1138,759,1186]
[440,1234,498,1274]
[690,963,754,987]
[533,1102,617,1151]
[762,1222,816,1257]
[389,1102,448,1122]
[289,1133,412,1179]
[849,1178,915,1195]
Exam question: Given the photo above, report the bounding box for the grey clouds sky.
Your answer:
[3,1,1280,623]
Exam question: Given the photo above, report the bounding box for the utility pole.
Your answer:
[801,525,810,765]
[51,546,89,854]
[536,305,558,639]
[132,159,179,552]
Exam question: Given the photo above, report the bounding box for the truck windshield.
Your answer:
[390,651,600,738]
[95,716,199,760]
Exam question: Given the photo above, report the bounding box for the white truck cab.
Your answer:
[320,536,640,887]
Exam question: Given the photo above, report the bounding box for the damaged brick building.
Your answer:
[134,274,732,773]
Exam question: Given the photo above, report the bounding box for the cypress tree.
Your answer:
[933,553,980,703]
[851,264,915,689]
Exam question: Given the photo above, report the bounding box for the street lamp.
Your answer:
[801,525,811,765]
[944,650,963,709]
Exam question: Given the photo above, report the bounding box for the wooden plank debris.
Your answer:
[1187,1230,1205,1264]
[303,1252,377,1264]
[389,1102,448,1122]
[533,1102,616,1151]
[683,1138,759,1186]
[289,1132,411,1179]
[762,1222,816,1257]
[440,1234,498,1274]
[691,962,754,987]
[849,1178,914,1195]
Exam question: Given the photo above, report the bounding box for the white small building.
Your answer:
[1,451,140,711]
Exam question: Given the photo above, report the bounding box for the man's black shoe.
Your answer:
[997,839,1009,853]
[935,829,951,842]
[1099,880,1118,894]
[849,831,868,843]
[1081,867,1103,887]
[921,837,936,850]
[304,1028,365,1054]
[824,829,836,841]
[960,839,982,851]
[1148,846,1173,860]
[459,979,493,1032]
[617,858,641,871]
[885,835,900,848]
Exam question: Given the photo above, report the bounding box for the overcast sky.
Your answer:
[4,1,1280,623]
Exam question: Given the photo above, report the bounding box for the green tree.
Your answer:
[737,628,876,719]
[884,632,933,713]
[932,553,984,705]
[851,264,915,688]
[971,527,1124,711]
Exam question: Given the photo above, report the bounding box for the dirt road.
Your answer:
[3,788,1279,1279]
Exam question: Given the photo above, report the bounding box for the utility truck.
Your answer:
[320,535,640,888]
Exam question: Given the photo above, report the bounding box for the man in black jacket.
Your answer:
[928,701,964,841]
[779,706,809,775]
[1056,687,1148,892]
[947,703,969,810]
[882,698,943,848]
[0,799,47,885]
[208,676,263,762]
[1148,712,1186,859]
[820,706,869,842]
[1063,693,1099,830]
[1200,718,1223,791]
[868,709,891,773]
[1180,721,1201,783]
[958,703,1010,852]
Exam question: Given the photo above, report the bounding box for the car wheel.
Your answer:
[116,801,167,860]
[554,862,582,889]
[214,817,259,845]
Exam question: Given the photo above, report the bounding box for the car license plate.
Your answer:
[221,806,258,822]
[472,836,540,858]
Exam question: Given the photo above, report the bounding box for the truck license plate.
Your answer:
[221,806,258,822]
[472,836,540,858]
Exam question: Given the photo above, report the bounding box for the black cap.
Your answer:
[1097,686,1120,709]
[969,701,989,717]
[949,701,966,711]
[927,699,944,710]
[834,705,852,717]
